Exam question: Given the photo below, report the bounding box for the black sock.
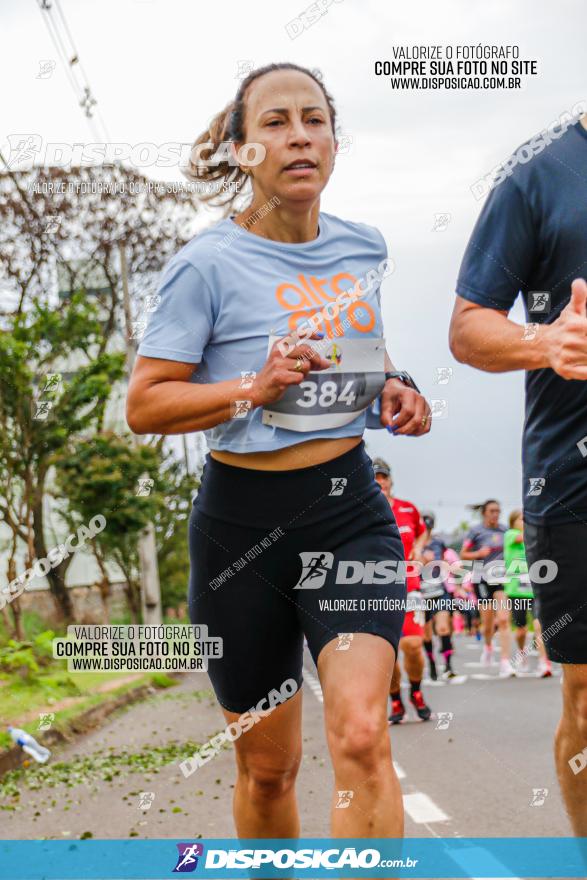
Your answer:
[424,640,434,659]
[441,634,453,669]
[410,680,421,694]
[391,691,402,702]
[440,634,452,652]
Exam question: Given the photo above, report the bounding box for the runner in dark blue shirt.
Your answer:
[450,113,587,835]
[460,500,511,675]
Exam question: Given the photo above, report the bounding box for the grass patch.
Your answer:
[0,737,206,802]
[0,668,168,751]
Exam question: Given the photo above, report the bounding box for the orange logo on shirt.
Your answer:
[275,272,376,339]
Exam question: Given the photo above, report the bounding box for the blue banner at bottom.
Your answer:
[1,837,587,879]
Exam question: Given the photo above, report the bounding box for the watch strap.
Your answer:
[384,371,421,393]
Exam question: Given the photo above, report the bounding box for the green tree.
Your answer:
[54,435,199,621]
[0,296,125,625]
[155,469,199,614]
[0,164,204,627]
[54,433,166,622]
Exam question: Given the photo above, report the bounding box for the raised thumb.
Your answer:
[569,278,587,315]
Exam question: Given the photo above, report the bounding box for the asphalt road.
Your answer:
[0,633,572,869]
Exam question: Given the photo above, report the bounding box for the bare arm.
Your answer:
[126,335,330,435]
[126,357,246,435]
[449,279,587,379]
[461,545,491,561]
[126,339,432,438]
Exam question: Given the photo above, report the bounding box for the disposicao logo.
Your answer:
[173,842,204,872]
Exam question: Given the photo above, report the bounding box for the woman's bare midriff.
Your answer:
[210,435,362,471]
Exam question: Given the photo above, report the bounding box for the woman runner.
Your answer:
[127,63,431,841]
[504,510,552,678]
[460,499,512,676]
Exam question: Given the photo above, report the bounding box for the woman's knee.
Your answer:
[237,753,301,801]
[327,707,389,770]
[402,636,423,658]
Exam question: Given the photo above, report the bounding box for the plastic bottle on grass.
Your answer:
[7,726,51,763]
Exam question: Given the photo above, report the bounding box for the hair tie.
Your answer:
[227,109,239,140]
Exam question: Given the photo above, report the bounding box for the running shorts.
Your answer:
[474,579,506,602]
[424,590,455,622]
[511,598,534,629]
[187,440,407,712]
[524,521,587,664]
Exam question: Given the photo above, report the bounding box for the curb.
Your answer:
[0,672,184,780]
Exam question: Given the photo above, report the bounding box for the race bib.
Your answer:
[262,336,386,432]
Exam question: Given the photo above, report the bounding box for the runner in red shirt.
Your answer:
[373,458,432,723]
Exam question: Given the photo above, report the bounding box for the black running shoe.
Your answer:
[410,690,432,721]
[389,697,406,724]
[429,660,438,681]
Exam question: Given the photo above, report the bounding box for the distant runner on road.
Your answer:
[373,458,432,723]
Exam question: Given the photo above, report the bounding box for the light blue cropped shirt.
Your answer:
[137,211,388,451]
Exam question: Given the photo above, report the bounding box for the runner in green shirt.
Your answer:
[504,511,551,677]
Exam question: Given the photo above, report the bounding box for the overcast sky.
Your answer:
[2,0,585,530]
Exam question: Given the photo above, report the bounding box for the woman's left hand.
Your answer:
[380,378,432,436]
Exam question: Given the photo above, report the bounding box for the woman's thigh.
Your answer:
[222,689,303,777]
[296,489,406,666]
[318,633,395,744]
[188,508,304,714]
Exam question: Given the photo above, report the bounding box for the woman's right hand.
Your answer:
[250,333,331,407]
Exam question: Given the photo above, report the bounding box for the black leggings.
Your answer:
[187,440,406,712]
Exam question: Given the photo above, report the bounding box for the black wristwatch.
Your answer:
[384,370,421,393]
